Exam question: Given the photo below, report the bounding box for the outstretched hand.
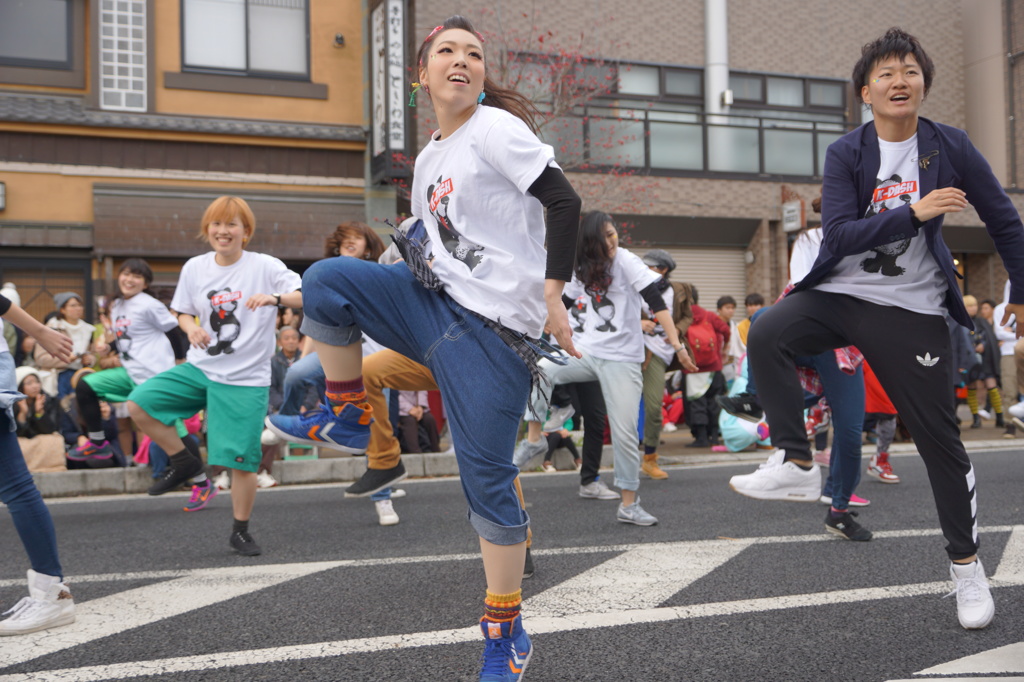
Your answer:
[546,302,581,359]
[1001,303,1024,338]
[35,326,74,364]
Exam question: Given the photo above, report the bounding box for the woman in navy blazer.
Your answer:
[731,27,1024,631]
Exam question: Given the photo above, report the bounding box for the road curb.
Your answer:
[31,438,1020,499]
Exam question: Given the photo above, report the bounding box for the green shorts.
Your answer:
[85,367,187,438]
[127,363,268,472]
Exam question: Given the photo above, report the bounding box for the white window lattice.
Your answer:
[99,0,146,112]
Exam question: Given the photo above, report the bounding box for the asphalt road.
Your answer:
[1,448,1023,681]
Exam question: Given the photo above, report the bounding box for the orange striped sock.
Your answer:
[325,378,366,410]
[483,589,522,623]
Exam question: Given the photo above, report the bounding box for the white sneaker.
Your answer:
[617,497,658,526]
[542,404,576,432]
[0,570,75,636]
[1008,401,1024,430]
[390,488,406,499]
[212,471,231,491]
[978,408,992,420]
[513,437,548,468]
[375,499,399,526]
[662,422,678,433]
[256,471,278,488]
[260,427,282,446]
[729,450,821,502]
[542,462,557,473]
[947,560,995,629]
[579,479,620,500]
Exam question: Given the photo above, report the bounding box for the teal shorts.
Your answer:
[85,367,187,439]
[127,363,268,472]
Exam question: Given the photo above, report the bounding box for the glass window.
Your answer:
[665,70,701,97]
[707,125,759,173]
[0,0,70,68]
[729,74,762,101]
[650,122,703,170]
[816,132,844,175]
[766,77,804,107]
[764,129,813,175]
[618,65,660,96]
[809,81,844,108]
[588,118,645,168]
[183,0,307,77]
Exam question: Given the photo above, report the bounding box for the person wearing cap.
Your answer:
[36,292,96,399]
[638,248,680,479]
[0,289,77,636]
[13,366,66,473]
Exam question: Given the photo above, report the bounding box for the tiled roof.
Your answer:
[0,93,365,142]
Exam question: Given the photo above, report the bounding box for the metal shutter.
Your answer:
[660,247,747,318]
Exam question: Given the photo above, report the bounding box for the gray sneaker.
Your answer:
[579,479,620,500]
[617,497,658,526]
[513,437,548,468]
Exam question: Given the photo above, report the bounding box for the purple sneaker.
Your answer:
[183,482,217,512]
[67,440,114,462]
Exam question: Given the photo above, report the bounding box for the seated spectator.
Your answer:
[269,326,303,413]
[397,390,440,454]
[35,292,96,398]
[540,428,581,473]
[58,370,126,468]
[14,367,66,472]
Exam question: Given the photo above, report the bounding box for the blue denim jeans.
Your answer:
[805,352,864,511]
[530,354,643,491]
[300,258,530,545]
[279,351,326,416]
[0,353,63,578]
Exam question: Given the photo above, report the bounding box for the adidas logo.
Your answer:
[916,352,939,367]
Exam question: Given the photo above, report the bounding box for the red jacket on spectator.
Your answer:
[689,304,731,372]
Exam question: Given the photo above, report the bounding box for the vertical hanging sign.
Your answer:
[370,0,409,183]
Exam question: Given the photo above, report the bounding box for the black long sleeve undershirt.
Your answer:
[527,165,582,282]
[639,281,668,314]
[0,294,11,317]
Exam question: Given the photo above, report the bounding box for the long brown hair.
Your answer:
[416,15,540,134]
[324,222,386,261]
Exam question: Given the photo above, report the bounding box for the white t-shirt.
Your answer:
[46,317,95,370]
[110,292,178,384]
[815,134,946,315]
[411,105,556,337]
[171,251,301,387]
[642,283,676,365]
[565,248,661,363]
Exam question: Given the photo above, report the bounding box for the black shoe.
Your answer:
[147,457,204,496]
[344,461,408,497]
[230,530,262,556]
[970,414,983,429]
[996,413,1005,428]
[825,509,872,542]
[716,393,764,422]
[523,547,535,579]
[1004,425,1017,439]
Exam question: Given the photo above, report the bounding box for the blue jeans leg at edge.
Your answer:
[279,352,326,416]
[299,257,529,545]
[0,410,63,578]
[808,352,865,510]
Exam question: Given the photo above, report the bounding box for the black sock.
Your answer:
[169,449,193,466]
[182,436,201,461]
[792,461,814,471]
[233,519,249,534]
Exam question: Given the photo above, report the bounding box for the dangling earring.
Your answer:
[477,91,486,104]
[409,82,423,107]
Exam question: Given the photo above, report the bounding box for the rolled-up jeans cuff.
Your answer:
[300,317,363,347]
[614,476,640,492]
[468,509,530,545]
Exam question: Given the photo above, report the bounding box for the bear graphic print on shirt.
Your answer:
[427,175,485,271]
[207,288,242,356]
[860,173,916,277]
[114,315,133,361]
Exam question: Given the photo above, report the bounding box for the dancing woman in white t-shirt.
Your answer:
[517,212,697,527]
[71,259,180,466]
[266,16,582,679]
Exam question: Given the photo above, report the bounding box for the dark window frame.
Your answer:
[179,0,312,82]
[0,0,85,88]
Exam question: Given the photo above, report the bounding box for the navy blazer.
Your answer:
[792,117,1024,329]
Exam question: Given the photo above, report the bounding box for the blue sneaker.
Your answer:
[479,615,532,681]
[265,402,372,454]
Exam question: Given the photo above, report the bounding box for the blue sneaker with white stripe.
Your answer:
[479,615,532,681]
[265,402,372,454]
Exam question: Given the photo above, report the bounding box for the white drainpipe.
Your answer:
[705,0,730,118]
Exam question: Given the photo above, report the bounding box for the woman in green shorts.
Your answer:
[128,196,302,556]
[72,259,180,466]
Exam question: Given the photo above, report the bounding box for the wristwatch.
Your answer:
[273,293,281,307]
